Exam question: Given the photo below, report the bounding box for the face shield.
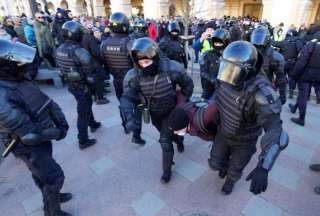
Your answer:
[217,58,248,87]
[0,40,36,64]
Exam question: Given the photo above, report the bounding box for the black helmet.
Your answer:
[62,21,83,42]
[130,37,160,68]
[109,12,129,33]
[286,29,298,38]
[168,22,181,33]
[250,26,271,47]
[0,39,36,64]
[217,41,258,88]
[211,28,230,49]
[133,19,148,32]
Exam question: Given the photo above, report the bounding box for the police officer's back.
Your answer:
[130,19,148,40]
[0,39,72,216]
[55,21,101,149]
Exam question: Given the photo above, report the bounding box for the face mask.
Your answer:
[170,34,179,41]
[140,63,157,76]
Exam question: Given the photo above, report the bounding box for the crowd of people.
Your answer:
[0,5,320,216]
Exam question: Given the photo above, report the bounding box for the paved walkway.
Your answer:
[0,71,320,216]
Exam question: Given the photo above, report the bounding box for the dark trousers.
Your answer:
[151,112,183,174]
[201,78,215,100]
[296,82,320,118]
[209,133,257,182]
[94,67,107,99]
[14,143,65,216]
[69,88,96,142]
[114,72,142,137]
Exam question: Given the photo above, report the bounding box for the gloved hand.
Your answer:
[41,128,61,141]
[246,166,269,195]
[57,128,68,141]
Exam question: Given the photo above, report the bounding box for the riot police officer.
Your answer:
[250,27,287,105]
[272,29,304,98]
[207,41,288,195]
[200,28,230,99]
[100,12,145,145]
[0,39,72,216]
[159,22,188,69]
[130,19,148,40]
[55,21,101,149]
[289,36,320,126]
[120,38,194,183]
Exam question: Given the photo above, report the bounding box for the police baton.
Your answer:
[2,139,18,158]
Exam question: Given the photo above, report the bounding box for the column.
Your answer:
[144,0,169,19]
[110,0,132,16]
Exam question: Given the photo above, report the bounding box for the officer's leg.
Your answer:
[200,78,210,100]
[208,133,230,174]
[131,106,145,145]
[292,82,310,125]
[314,82,320,104]
[223,140,257,195]
[151,114,174,183]
[113,74,128,133]
[19,143,68,216]
[73,90,90,142]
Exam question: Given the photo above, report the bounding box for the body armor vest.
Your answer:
[201,51,221,84]
[307,42,320,70]
[282,40,298,61]
[164,40,185,64]
[215,76,270,139]
[139,72,176,114]
[0,81,53,131]
[101,35,132,73]
[262,48,278,82]
[56,43,81,74]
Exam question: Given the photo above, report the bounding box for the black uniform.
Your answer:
[251,27,287,105]
[55,21,100,148]
[0,39,71,216]
[120,38,194,183]
[272,34,304,98]
[159,22,188,69]
[208,41,288,195]
[199,28,230,99]
[81,32,108,103]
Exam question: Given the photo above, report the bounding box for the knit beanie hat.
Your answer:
[168,107,189,131]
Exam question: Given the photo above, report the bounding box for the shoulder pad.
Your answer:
[272,50,285,63]
[255,85,279,105]
[168,59,185,74]
[124,69,139,83]
[74,47,92,65]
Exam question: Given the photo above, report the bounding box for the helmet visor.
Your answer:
[0,41,36,63]
[217,58,246,86]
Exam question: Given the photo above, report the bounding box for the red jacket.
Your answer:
[176,92,218,141]
[148,22,157,41]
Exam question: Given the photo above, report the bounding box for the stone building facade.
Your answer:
[0,0,319,27]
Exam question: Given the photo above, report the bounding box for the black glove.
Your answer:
[246,166,269,195]
[57,128,68,141]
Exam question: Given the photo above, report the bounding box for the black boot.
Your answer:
[221,178,235,195]
[316,95,320,104]
[291,116,305,126]
[131,135,146,145]
[289,89,294,99]
[173,135,184,153]
[288,103,297,114]
[56,210,73,216]
[79,139,96,149]
[161,151,174,183]
[176,142,184,153]
[90,122,102,133]
[161,171,172,184]
[60,193,72,203]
